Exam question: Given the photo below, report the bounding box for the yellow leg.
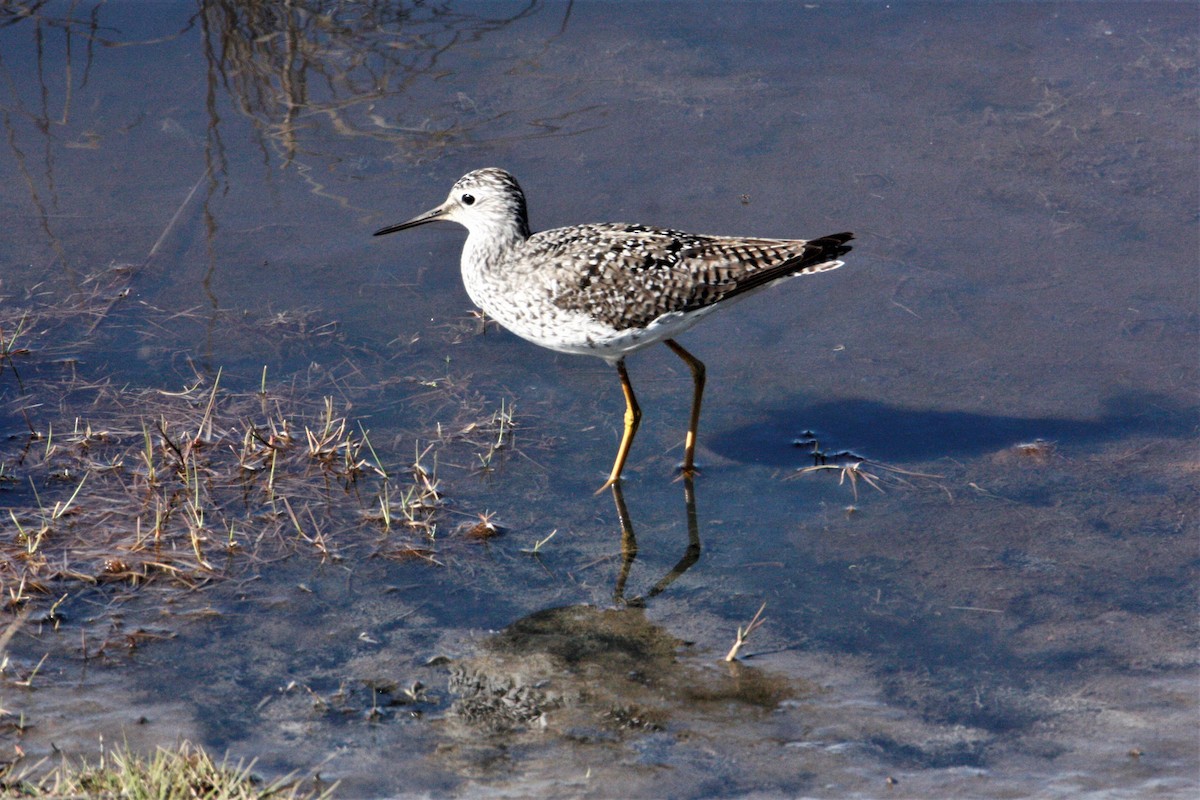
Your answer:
[598,358,641,493]
[664,339,705,477]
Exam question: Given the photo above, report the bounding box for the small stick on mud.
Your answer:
[724,602,767,662]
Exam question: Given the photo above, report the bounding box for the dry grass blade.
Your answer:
[793,456,945,501]
[0,312,32,361]
[795,462,884,501]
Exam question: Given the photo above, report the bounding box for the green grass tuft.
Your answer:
[0,741,335,799]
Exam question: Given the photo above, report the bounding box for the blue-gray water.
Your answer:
[1,2,1196,798]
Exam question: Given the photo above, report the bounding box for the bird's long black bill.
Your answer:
[373,205,446,236]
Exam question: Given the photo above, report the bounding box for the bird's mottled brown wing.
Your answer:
[531,223,852,330]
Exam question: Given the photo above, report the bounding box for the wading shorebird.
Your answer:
[374,168,852,491]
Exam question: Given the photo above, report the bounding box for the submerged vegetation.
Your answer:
[0,264,524,788]
[0,263,535,796]
[0,277,521,623]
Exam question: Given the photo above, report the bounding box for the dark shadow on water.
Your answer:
[712,390,1198,466]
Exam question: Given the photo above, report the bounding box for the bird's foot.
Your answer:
[595,476,621,496]
[673,462,701,482]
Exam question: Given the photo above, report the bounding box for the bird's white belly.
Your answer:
[462,260,713,363]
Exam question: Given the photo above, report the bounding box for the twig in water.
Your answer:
[86,164,212,335]
[724,602,767,662]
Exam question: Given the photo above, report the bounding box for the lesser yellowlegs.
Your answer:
[374,168,852,490]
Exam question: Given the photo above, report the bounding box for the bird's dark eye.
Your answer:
[461,193,475,206]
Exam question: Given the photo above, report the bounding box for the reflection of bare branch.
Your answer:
[197,0,544,167]
[0,5,106,275]
[2,0,595,208]
[1,0,597,303]
[2,106,64,264]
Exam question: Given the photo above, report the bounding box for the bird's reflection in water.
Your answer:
[444,476,803,745]
[611,475,701,606]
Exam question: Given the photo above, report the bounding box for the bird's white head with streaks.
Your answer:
[373,168,531,246]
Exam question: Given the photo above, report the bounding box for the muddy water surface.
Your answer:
[0,2,1196,798]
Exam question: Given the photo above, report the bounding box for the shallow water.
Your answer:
[0,2,1196,798]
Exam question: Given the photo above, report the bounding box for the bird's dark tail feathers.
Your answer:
[722,231,854,300]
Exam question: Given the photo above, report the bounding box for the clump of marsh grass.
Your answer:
[0,263,530,657]
[0,367,477,608]
[2,376,316,603]
[0,741,334,799]
[1,355,523,631]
